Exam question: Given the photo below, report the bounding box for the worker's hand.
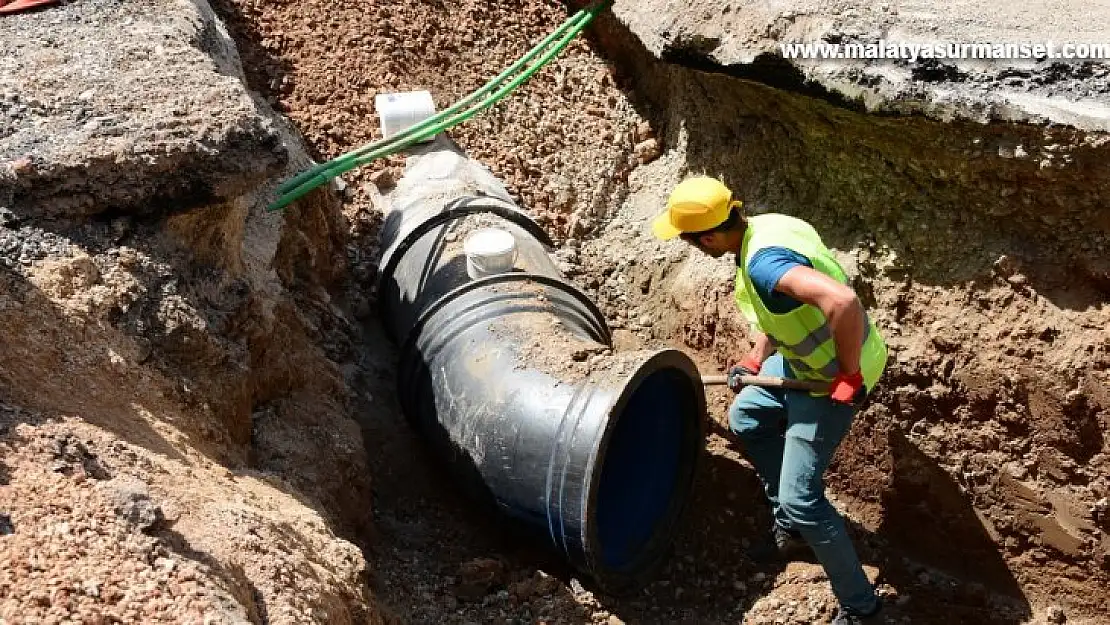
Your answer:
[829,370,865,405]
[727,356,763,393]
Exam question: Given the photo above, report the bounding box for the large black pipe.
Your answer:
[375,138,706,592]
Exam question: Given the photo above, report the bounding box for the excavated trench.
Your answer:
[5,0,1101,621]
[194,1,1110,623]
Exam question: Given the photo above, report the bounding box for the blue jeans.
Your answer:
[728,353,878,614]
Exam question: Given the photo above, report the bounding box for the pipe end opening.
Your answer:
[590,355,704,590]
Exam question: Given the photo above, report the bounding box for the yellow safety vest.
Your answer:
[733,214,887,392]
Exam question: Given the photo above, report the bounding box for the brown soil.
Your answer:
[3,1,382,616]
[212,0,644,240]
[0,408,375,624]
[492,301,614,384]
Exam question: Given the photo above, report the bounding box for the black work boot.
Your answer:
[830,598,883,624]
[746,523,807,562]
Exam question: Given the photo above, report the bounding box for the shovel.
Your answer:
[701,373,828,393]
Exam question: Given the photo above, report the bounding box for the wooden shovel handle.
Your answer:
[701,374,828,393]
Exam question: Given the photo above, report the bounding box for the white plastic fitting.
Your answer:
[375,90,438,143]
[463,228,518,279]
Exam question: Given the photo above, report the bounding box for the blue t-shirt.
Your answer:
[740,246,811,314]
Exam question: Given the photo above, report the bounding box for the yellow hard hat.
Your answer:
[651,176,741,240]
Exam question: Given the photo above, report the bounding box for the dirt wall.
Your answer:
[1,0,382,621]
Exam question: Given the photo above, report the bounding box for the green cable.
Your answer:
[269,1,611,212]
[276,5,594,197]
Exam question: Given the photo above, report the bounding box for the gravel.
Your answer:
[0,225,76,269]
[0,429,248,623]
[212,0,648,242]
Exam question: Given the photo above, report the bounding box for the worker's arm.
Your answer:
[744,331,775,366]
[773,266,865,374]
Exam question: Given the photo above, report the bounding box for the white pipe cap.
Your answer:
[464,228,518,279]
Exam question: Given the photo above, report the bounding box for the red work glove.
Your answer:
[726,356,763,393]
[830,370,865,405]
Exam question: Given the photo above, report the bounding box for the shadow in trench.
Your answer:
[582,416,790,623]
[206,0,297,107]
[865,426,1033,621]
[351,327,600,624]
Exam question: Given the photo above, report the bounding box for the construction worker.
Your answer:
[652,176,888,625]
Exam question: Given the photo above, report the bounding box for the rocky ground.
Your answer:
[0,0,286,221]
[209,0,650,244]
[3,0,1108,623]
[2,0,381,622]
[0,407,372,624]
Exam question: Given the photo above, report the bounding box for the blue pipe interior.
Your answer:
[596,368,693,570]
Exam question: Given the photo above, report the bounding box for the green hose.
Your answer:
[269,1,611,212]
